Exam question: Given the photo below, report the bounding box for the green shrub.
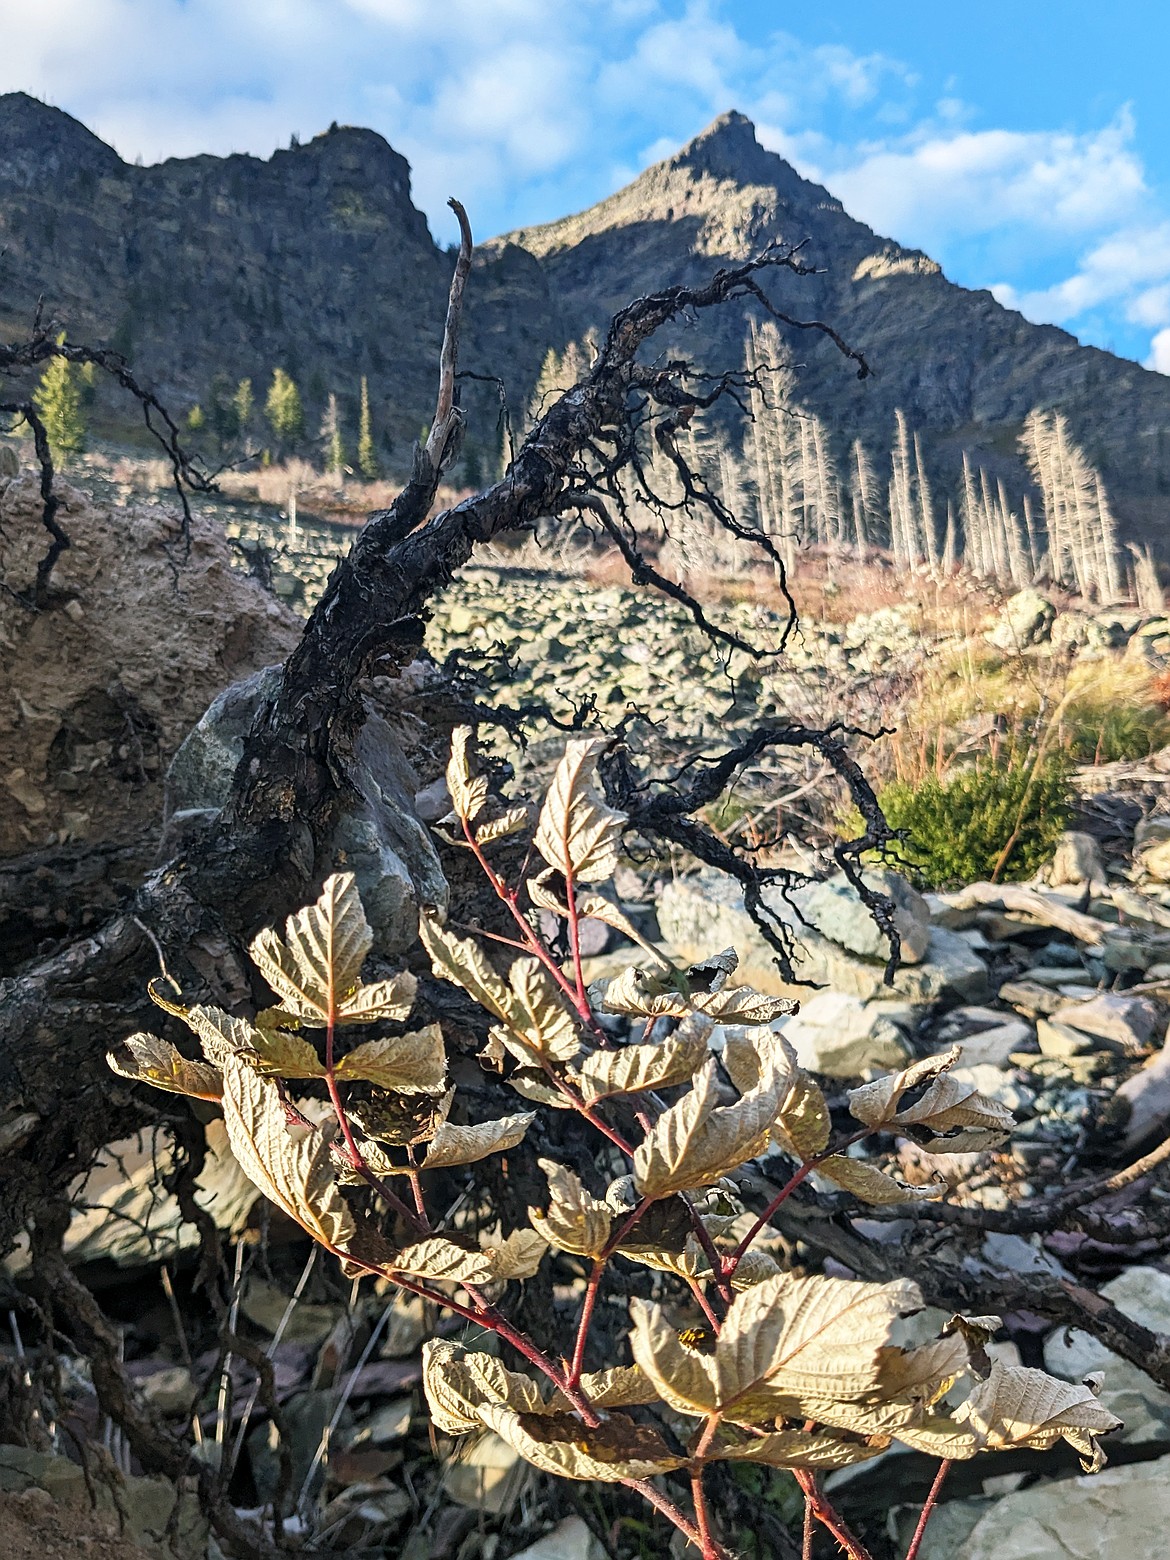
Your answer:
[878,755,1072,888]
[1060,696,1170,764]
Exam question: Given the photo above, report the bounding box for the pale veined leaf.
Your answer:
[632,1056,783,1199]
[335,972,418,1025]
[710,1272,924,1418]
[506,1066,577,1109]
[334,1137,399,1184]
[334,1024,447,1093]
[422,1339,546,1434]
[875,1333,971,1403]
[707,1427,887,1470]
[528,1159,612,1258]
[218,1052,356,1251]
[243,1027,326,1080]
[106,1033,223,1101]
[390,1229,547,1284]
[723,1028,829,1160]
[551,1366,660,1412]
[478,1404,686,1482]
[575,891,666,963]
[421,1106,535,1169]
[847,1047,1013,1148]
[185,1004,263,1067]
[475,806,530,846]
[446,725,490,825]
[506,957,581,1064]
[601,967,796,1025]
[817,1155,943,1205]
[629,1296,720,1417]
[532,738,625,885]
[955,1361,1122,1472]
[248,872,373,1025]
[577,1031,711,1104]
[418,913,516,1024]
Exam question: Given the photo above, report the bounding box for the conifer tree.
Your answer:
[265,368,303,448]
[33,340,86,460]
[358,376,378,478]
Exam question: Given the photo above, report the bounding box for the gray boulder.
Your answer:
[984,590,1055,651]
[164,668,447,953]
[792,868,932,964]
[657,871,989,1005]
[774,992,912,1078]
[1043,1266,1170,1447]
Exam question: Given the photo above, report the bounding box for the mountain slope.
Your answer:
[1,94,1169,542]
[497,110,1170,540]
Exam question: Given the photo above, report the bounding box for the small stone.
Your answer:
[1115,1041,1170,1152]
[1141,838,1170,883]
[507,1516,606,1560]
[1135,814,1170,850]
[776,992,912,1078]
[1049,992,1162,1053]
[1036,1018,1097,1058]
[445,1431,529,1513]
[1047,830,1105,887]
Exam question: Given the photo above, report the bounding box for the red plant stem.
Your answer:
[724,1130,871,1275]
[620,1478,712,1552]
[688,1413,724,1557]
[793,1469,875,1560]
[904,1459,952,1560]
[686,1277,722,1333]
[568,1260,604,1387]
[406,1163,431,1229]
[680,1195,734,1305]
[564,862,588,1009]
[802,1488,814,1560]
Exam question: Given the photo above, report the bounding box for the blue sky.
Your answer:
[4,1,1170,369]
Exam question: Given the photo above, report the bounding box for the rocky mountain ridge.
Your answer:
[3,94,1170,541]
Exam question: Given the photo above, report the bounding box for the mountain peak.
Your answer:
[0,92,122,185]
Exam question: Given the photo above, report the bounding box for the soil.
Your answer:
[0,1488,158,1560]
[0,465,301,964]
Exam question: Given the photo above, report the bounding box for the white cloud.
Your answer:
[1148,328,1170,373]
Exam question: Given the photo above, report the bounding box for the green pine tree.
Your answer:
[265,368,303,449]
[358,376,378,478]
[33,341,86,460]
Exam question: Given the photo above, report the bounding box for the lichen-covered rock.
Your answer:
[984,590,1055,651]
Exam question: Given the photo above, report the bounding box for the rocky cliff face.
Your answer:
[3,95,1170,539]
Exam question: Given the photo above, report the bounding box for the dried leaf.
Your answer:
[479,1404,685,1482]
[334,1025,447,1094]
[629,1297,721,1416]
[106,1033,223,1101]
[418,913,515,1024]
[818,1155,943,1205]
[570,1366,659,1410]
[956,1361,1122,1471]
[507,957,581,1063]
[632,1057,782,1199]
[575,892,666,962]
[602,967,795,1025]
[350,1091,446,1146]
[389,1235,499,1284]
[185,1005,262,1067]
[422,1107,535,1169]
[708,1427,885,1470]
[848,1047,1013,1147]
[244,1027,326,1080]
[336,972,417,1026]
[485,1229,548,1280]
[506,1066,577,1109]
[218,1053,356,1251]
[529,1159,612,1258]
[533,738,625,885]
[446,726,490,824]
[248,873,373,1025]
[723,1029,829,1159]
[578,1032,710,1104]
[422,1340,546,1433]
[475,806,530,846]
